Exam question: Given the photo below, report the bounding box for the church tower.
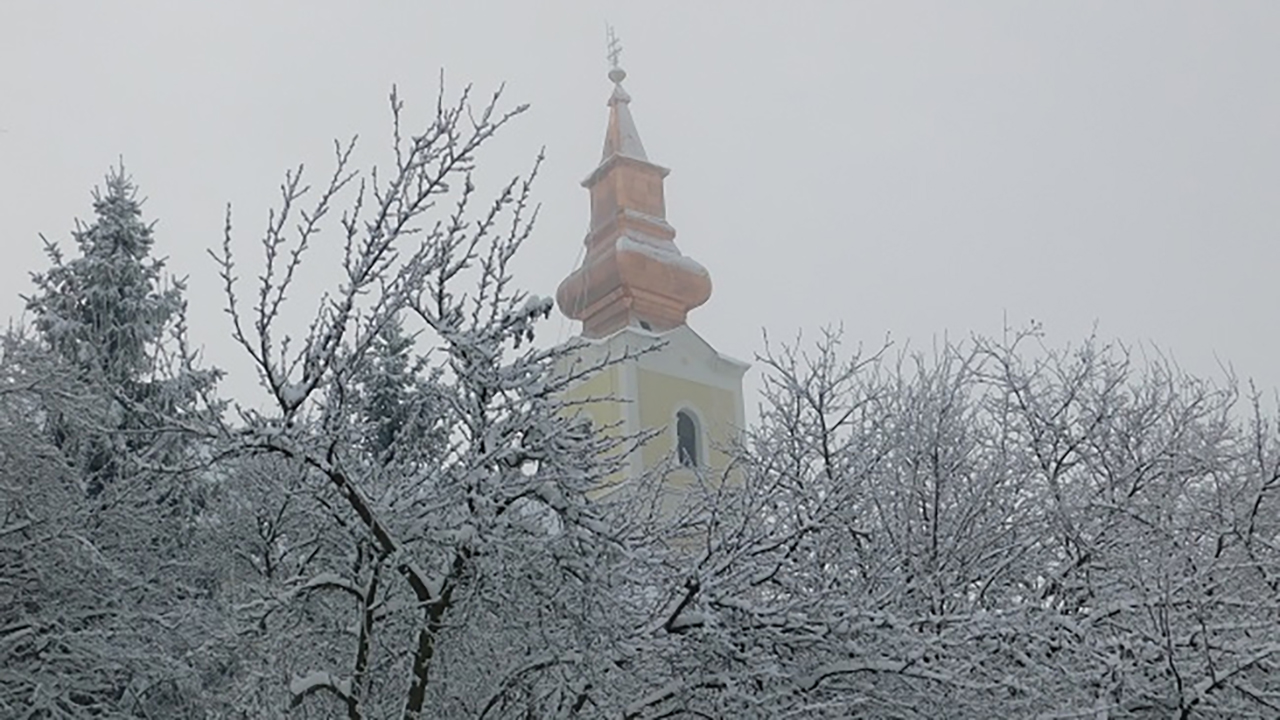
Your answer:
[556,45,748,502]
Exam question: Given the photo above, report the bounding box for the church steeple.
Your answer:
[555,35,748,502]
[556,44,712,338]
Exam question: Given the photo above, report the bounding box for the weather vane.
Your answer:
[606,24,623,70]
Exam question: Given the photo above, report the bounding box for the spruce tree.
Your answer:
[9,167,226,714]
[26,165,191,490]
[28,165,180,387]
[345,314,445,468]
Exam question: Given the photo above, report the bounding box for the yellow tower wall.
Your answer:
[556,326,748,509]
[636,368,740,482]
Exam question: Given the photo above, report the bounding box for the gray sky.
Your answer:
[3,2,1278,407]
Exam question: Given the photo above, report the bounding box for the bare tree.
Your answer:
[211,84,644,718]
[0,331,232,718]
[619,329,1280,718]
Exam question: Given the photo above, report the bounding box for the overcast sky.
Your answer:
[3,2,1277,408]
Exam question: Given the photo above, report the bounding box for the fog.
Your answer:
[3,2,1277,407]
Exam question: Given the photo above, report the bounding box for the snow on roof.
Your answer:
[615,234,709,278]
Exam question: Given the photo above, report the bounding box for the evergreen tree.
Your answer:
[26,164,212,492]
[9,167,227,714]
[28,165,181,389]
[345,314,445,467]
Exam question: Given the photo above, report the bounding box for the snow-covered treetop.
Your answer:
[26,164,182,387]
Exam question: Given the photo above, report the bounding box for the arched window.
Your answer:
[676,410,699,467]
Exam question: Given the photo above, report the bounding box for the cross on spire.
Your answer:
[606,25,623,71]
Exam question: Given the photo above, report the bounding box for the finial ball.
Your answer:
[608,67,627,84]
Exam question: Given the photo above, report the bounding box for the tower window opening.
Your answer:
[676,410,699,467]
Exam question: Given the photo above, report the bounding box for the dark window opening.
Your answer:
[676,410,698,467]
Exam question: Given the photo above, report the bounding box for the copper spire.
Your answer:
[556,39,712,338]
[600,31,647,162]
